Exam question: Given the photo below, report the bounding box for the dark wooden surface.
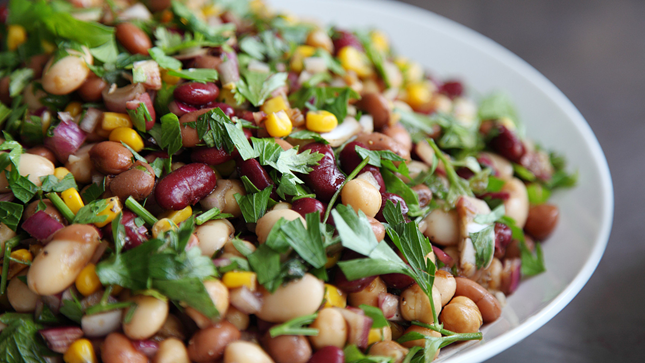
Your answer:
[395,1,643,362]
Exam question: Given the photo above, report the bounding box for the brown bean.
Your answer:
[440,296,482,333]
[355,132,410,161]
[368,216,385,241]
[382,123,412,152]
[348,276,386,308]
[115,23,152,55]
[0,76,11,105]
[400,325,440,353]
[369,341,409,363]
[102,332,147,363]
[147,0,172,12]
[412,184,433,208]
[78,75,107,102]
[262,333,312,363]
[90,141,134,175]
[355,93,392,130]
[187,321,241,362]
[524,204,559,240]
[24,200,65,225]
[27,54,50,79]
[454,277,502,323]
[193,55,223,70]
[26,146,58,166]
[180,108,214,147]
[109,161,155,201]
[154,163,218,210]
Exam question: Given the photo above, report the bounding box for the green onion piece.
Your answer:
[323,156,370,224]
[1,234,26,294]
[46,192,75,223]
[196,207,222,225]
[125,196,158,226]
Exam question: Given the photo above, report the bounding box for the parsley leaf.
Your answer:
[159,113,183,157]
[499,215,546,276]
[381,168,422,216]
[234,186,272,223]
[288,130,330,144]
[360,304,389,328]
[479,92,523,136]
[196,108,257,160]
[269,313,318,337]
[427,139,473,207]
[0,313,52,363]
[166,68,219,83]
[7,170,38,204]
[0,202,23,232]
[59,292,84,324]
[278,212,327,269]
[355,146,405,168]
[72,199,110,225]
[153,278,219,319]
[39,173,77,193]
[236,71,288,107]
[81,180,105,204]
[148,47,182,70]
[9,68,33,98]
[470,224,495,270]
[126,102,152,132]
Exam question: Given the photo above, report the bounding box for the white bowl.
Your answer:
[270,0,614,361]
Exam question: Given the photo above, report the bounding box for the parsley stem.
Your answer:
[412,321,483,340]
[196,207,221,225]
[46,192,75,223]
[1,234,26,295]
[269,313,319,337]
[323,156,370,224]
[125,196,158,226]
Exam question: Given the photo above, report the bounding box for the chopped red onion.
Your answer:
[39,326,84,353]
[44,113,87,163]
[336,307,373,349]
[42,293,62,314]
[126,92,156,130]
[229,286,263,314]
[0,193,14,202]
[213,258,232,268]
[432,245,455,268]
[168,100,197,117]
[218,52,239,85]
[79,107,103,133]
[501,258,522,295]
[377,292,400,319]
[21,211,64,241]
[132,340,159,358]
[103,83,146,114]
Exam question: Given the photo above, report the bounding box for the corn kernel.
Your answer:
[152,218,177,238]
[41,111,52,134]
[75,263,102,297]
[94,197,122,228]
[102,112,132,131]
[63,338,97,363]
[405,82,432,108]
[261,96,290,115]
[109,127,144,152]
[306,29,334,54]
[370,30,389,53]
[202,4,222,17]
[7,25,27,51]
[324,251,341,269]
[65,102,83,118]
[368,328,385,345]
[265,111,292,138]
[290,45,316,73]
[161,69,182,84]
[54,167,71,180]
[8,249,32,279]
[110,285,124,296]
[161,206,192,226]
[222,271,257,291]
[338,46,373,78]
[323,284,347,308]
[218,88,242,106]
[62,188,85,215]
[160,9,174,23]
[41,40,56,54]
[306,110,338,133]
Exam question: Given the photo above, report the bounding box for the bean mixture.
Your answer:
[0,1,576,362]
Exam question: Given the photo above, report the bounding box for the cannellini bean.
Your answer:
[66,144,95,184]
[423,209,459,246]
[225,305,249,331]
[348,277,386,308]
[28,225,101,296]
[400,284,442,324]
[195,219,234,257]
[501,177,529,228]
[42,48,93,95]
[0,223,17,257]
[200,179,245,217]
[224,341,274,363]
[256,209,306,244]
[440,296,482,333]
[434,270,456,306]
[7,271,39,313]
[153,338,190,363]
[308,308,348,349]
[185,279,229,328]
[123,295,169,340]
[0,153,55,190]
[257,273,324,323]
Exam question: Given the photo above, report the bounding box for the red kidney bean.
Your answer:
[169,100,198,117]
[332,30,363,54]
[155,163,217,210]
[300,143,345,202]
[456,167,475,180]
[191,147,234,165]
[334,269,376,293]
[291,198,327,221]
[494,222,513,259]
[235,109,255,122]
[375,193,408,222]
[235,157,275,194]
[308,346,344,363]
[173,82,219,106]
[120,210,149,250]
[381,273,415,289]
[439,80,464,99]
[489,125,525,163]
[339,141,385,192]
[362,165,386,193]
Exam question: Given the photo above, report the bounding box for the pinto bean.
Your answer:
[187,321,241,363]
[454,277,502,323]
[256,209,306,244]
[193,55,222,70]
[90,141,134,175]
[102,332,147,363]
[115,23,152,55]
[27,146,57,165]
[300,143,345,202]
[524,204,559,240]
[355,132,410,161]
[109,161,155,201]
[440,296,482,333]
[257,273,324,323]
[154,163,217,210]
[102,83,146,114]
[78,75,108,102]
[355,93,392,130]
[263,333,311,363]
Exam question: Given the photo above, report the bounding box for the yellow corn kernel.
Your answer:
[109,127,144,152]
[152,218,177,238]
[161,69,182,84]
[41,111,52,134]
[323,284,347,308]
[62,188,85,215]
[65,102,83,118]
[11,249,32,263]
[161,206,192,226]
[202,4,222,17]
[222,271,258,291]
[54,167,71,180]
[306,110,338,133]
[94,197,122,228]
[110,285,123,296]
[261,96,290,115]
[63,338,97,363]
[8,249,32,278]
[102,112,132,131]
[160,9,174,23]
[218,88,242,106]
[324,251,341,269]
[338,46,373,78]
[265,111,292,138]
[41,40,56,54]
[370,30,389,53]
[7,25,27,51]
[290,45,316,73]
[368,328,385,345]
[75,263,102,297]
[405,82,433,108]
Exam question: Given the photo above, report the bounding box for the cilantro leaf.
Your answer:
[236,71,288,107]
[148,47,182,70]
[166,68,219,83]
[234,186,272,223]
[159,113,183,157]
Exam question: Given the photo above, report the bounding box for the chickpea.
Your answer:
[200,179,246,217]
[400,284,442,324]
[272,201,292,211]
[369,341,409,363]
[341,179,382,218]
[400,325,440,354]
[195,219,234,257]
[256,209,306,244]
[66,144,96,184]
[153,338,190,363]
[7,271,39,313]
[423,209,459,246]
[434,270,456,306]
[123,295,169,340]
[501,177,529,228]
[263,333,312,363]
[440,296,482,333]
[348,277,386,308]
[257,273,324,323]
[224,341,274,363]
[308,308,347,349]
[102,332,147,363]
[225,305,250,331]
[185,279,229,328]
[188,321,241,362]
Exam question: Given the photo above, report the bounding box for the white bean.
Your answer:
[7,272,39,313]
[194,219,234,257]
[42,48,93,95]
[185,279,229,328]
[18,153,55,187]
[423,209,459,246]
[66,144,95,184]
[256,209,305,244]
[0,223,17,257]
[123,295,169,340]
[257,273,324,323]
[153,338,190,363]
[502,177,529,228]
[480,152,513,180]
[224,341,274,363]
[200,179,245,217]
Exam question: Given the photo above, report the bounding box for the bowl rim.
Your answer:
[270,0,615,361]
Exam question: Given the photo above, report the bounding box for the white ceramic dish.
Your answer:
[269,0,614,361]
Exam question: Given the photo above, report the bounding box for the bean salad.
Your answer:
[0,0,577,362]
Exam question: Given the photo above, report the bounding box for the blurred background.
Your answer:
[393,1,642,362]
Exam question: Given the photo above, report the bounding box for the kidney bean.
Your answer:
[291,198,326,221]
[206,102,234,117]
[174,82,219,106]
[454,277,502,323]
[115,22,152,55]
[235,157,275,194]
[155,163,217,210]
[78,75,107,102]
[89,141,133,175]
[308,346,344,363]
[439,80,464,99]
[375,193,408,222]
[489,125,525,163]
[191,146,234,165]
[339,141,367,173]
[412,184,432,208]
[187,321,240,362]
[300,143,345,202]
[118,210,149,250]
[262,332,312,363]
[109,161,155,201]
[334,269,376,293]
[179,108,214,147]
[494,222,513,259]
[332,29,363,54]
[356,93,392,130]
[26,146,58,165]
[524,204,559,240]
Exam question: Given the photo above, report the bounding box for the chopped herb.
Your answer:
[288,130,330,144]
[195,207,234,225]
[196,108,257,160]
[126,102,152,132]
[236,71,288,107]
[427,139,473,207]
[166,68,219,83]
[72,198,110,225]
[39,173,77,193]
[125,196,158,226]
[148,47,182,70]
[159,113,183,158]
[354,146,405,168]
[81,180,105,204]
[498,215,546,276]
[470,224,495,269]
[0,313,53,362]
[512,163,536,182]
[9,68,34,98]
[0,202,23,232]
[359,304,389,328]
[381,168,422,217]
[45,192,75,223]
[269,313,318,337]
[234,186,272,223]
